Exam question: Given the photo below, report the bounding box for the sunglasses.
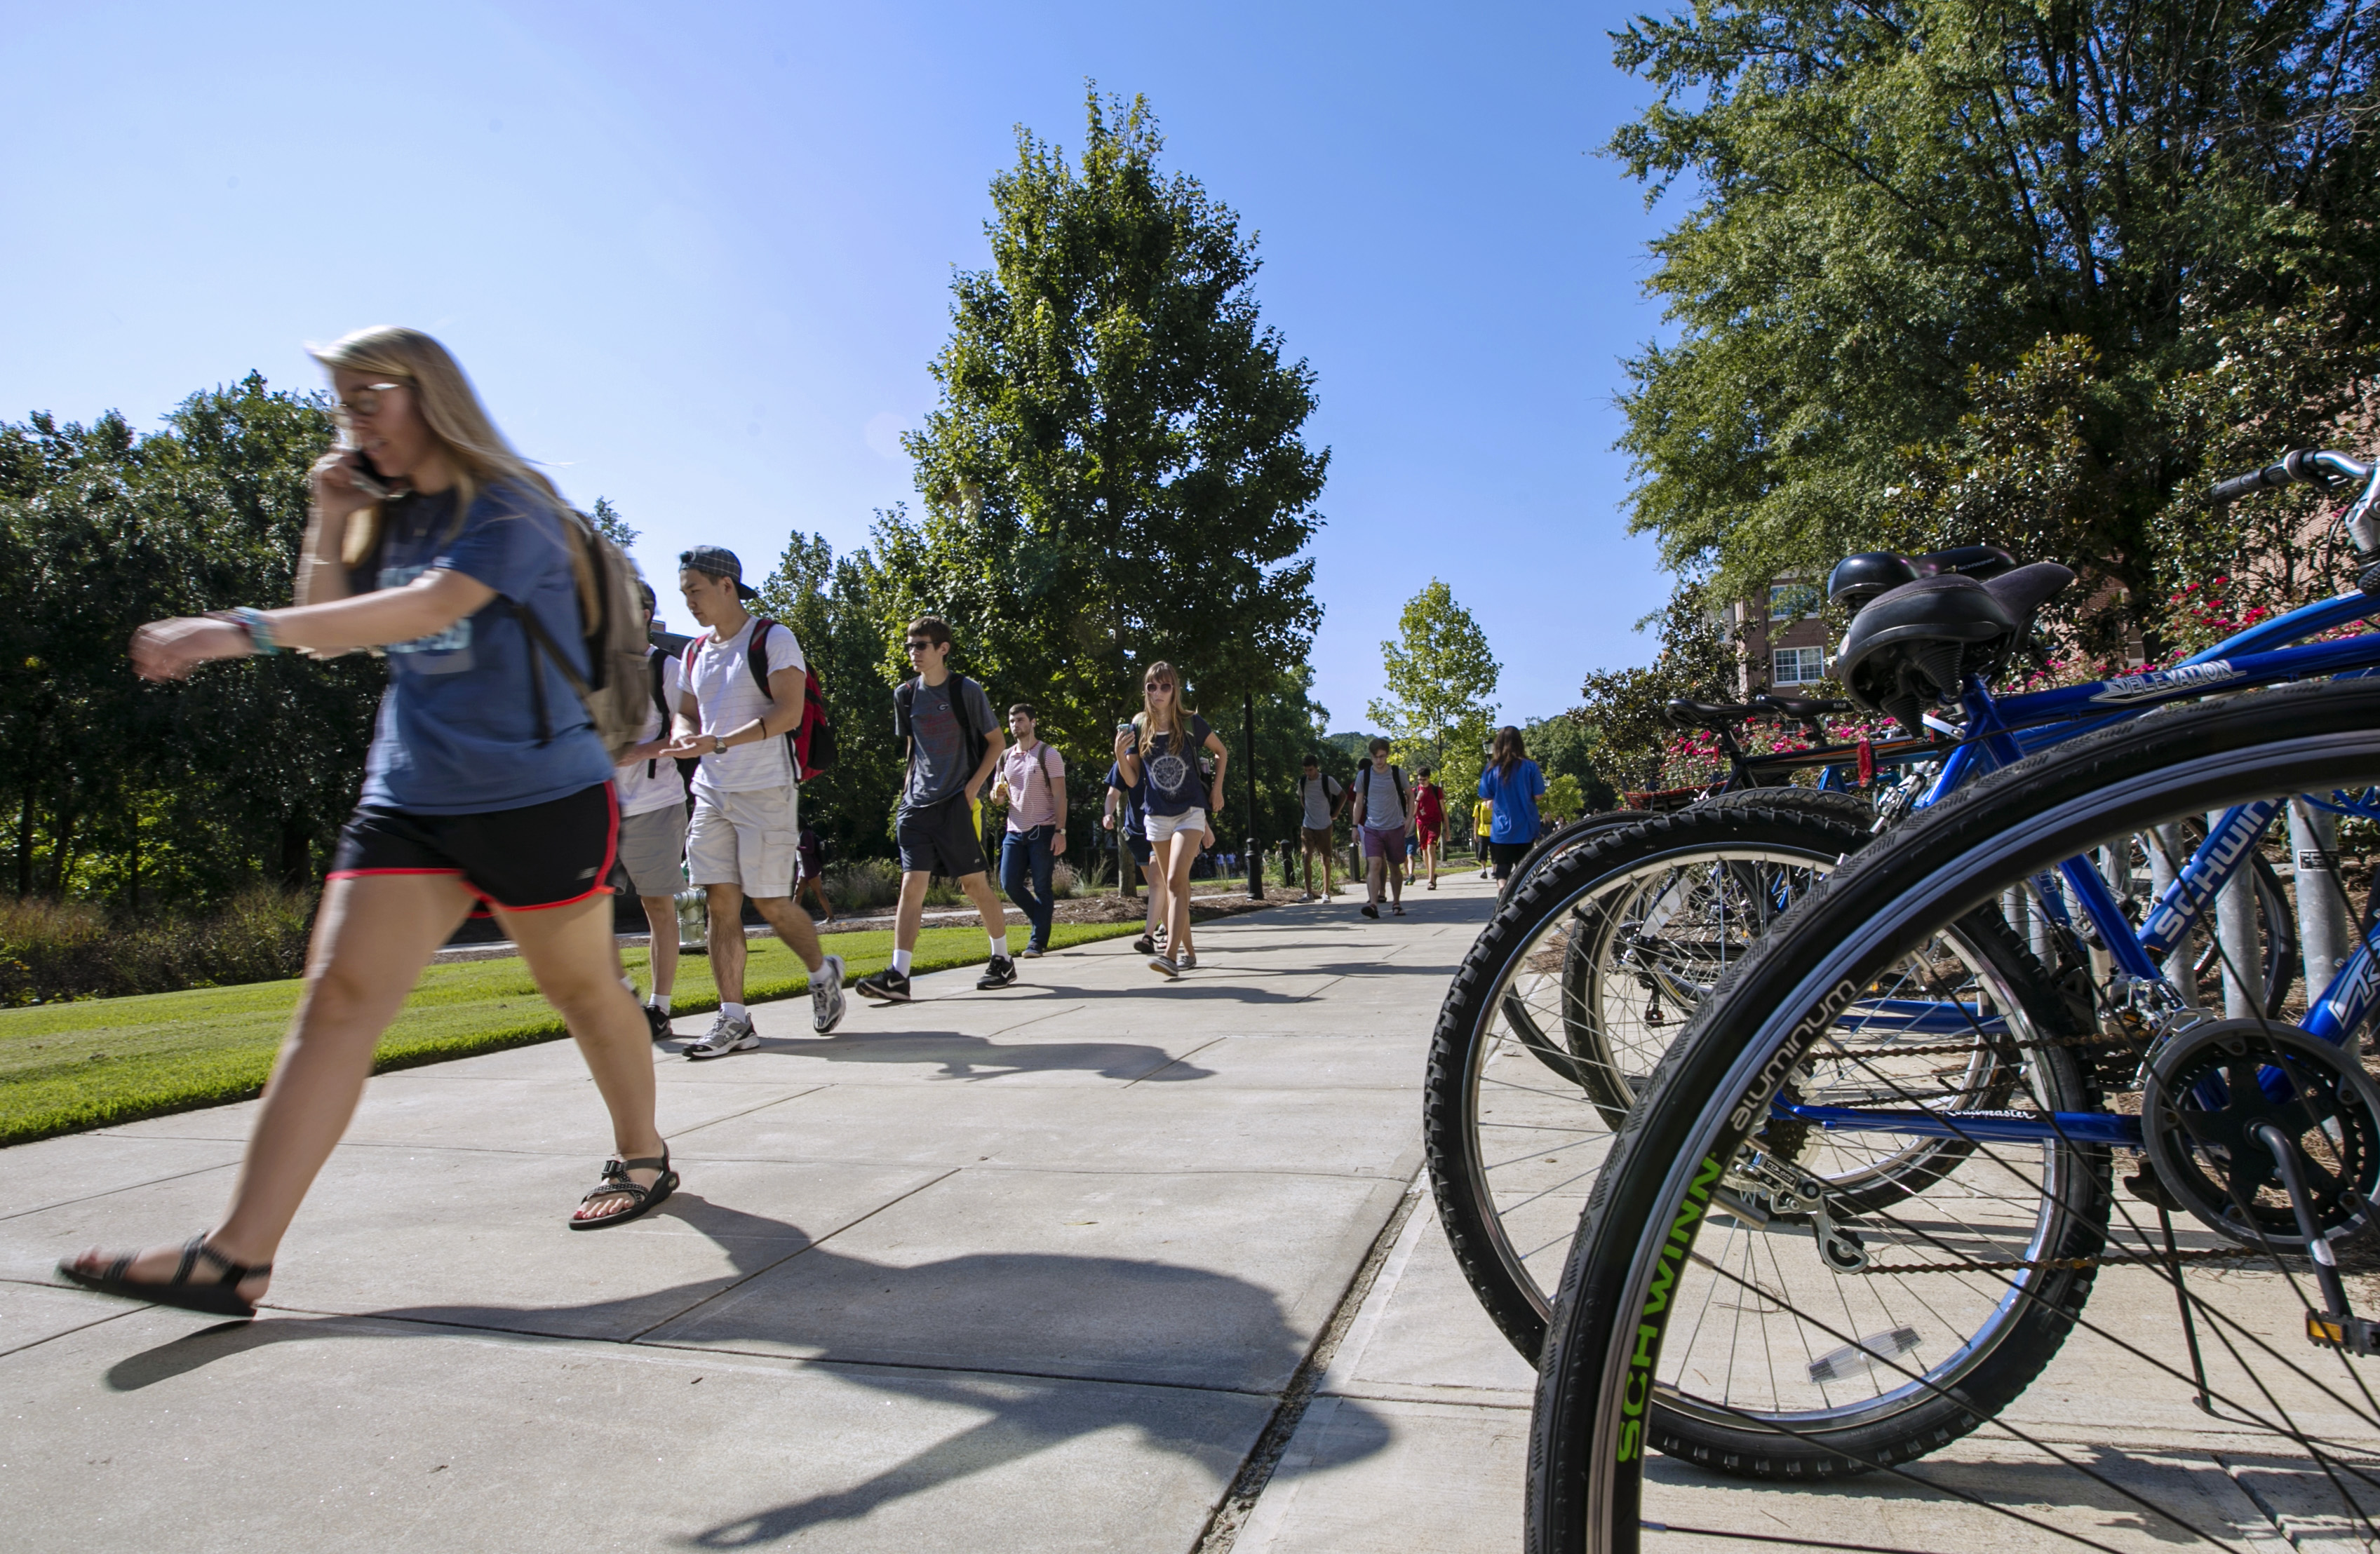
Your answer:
[905,639,939,651]
[330,382,407,422]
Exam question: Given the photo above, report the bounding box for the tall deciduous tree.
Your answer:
[1611,0,2380,637]
[1369,580,1500,792]
[880,88,1329,804]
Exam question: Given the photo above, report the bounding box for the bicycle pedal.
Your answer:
[2306,1310,2380,1356]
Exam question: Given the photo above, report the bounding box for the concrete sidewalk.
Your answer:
[13,860,2379,1552]
[0,872,1491,1553]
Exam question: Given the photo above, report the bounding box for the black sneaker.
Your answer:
[854,966,913,1003]
[976,957,1018,990]
[643,1003,672,1043]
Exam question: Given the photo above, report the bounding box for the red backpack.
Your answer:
[682,618,838,779]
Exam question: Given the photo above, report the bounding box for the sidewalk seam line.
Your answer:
[1191,1171,1427,1554]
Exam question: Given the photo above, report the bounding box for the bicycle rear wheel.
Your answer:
[1425,790,1877,1356]
[1529,681,2380,1554]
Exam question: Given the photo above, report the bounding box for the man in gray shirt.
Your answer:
[852,615,1016,1003]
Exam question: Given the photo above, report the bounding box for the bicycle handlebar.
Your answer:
[2212,449,2374,504]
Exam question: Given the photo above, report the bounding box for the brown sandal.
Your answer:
[59,1234,271,1318]
[568,1148,678,1230]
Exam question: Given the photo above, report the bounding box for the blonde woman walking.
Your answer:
[1113,662,1230,978]
[60,327,671,1319]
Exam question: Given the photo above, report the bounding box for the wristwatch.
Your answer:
[711,734,727,755]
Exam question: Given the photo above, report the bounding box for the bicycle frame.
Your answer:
[1772,586,2380,1150]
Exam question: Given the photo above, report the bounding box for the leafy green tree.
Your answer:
[0,375,382,903]
[879,88,1329,781]
[1523,712,1617,813]
[1611,0,2380,640]
[587,496,638,550]
[1574,584,1740,792]
[754,530,903,863]
[1369,579,1500,783]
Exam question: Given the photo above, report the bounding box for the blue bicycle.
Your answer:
[1526,450,2380,1552]
[1429,492,2349,1360]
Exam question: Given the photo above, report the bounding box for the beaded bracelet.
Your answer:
[229,607,280,656]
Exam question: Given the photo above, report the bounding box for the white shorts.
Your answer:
[616,802,689,896]
[687,785,800,897]
[1145,808,1208,846]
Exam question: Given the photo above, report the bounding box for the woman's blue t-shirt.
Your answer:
[1479,759,1546,845]
[354,483,613,816]
[1138,715,1213,817]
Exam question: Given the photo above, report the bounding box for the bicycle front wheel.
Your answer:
[1528,680,2380,1554]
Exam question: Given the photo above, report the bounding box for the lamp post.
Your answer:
[1244,690,1262,900]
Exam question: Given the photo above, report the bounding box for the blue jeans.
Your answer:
[1000,825,1056,947]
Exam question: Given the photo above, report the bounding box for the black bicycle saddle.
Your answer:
[1827,544,2020,609]
[1662,697,1754,731]
[1836,562,2076,733]
[1749,692,1853,724]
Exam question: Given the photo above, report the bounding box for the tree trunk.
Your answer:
[14,793,30,898]
[46,803,76,899]
[279,815,314,890]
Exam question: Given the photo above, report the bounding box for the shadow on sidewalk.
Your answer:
[98,1195,1391,1544]
[678,1027,1218,1083]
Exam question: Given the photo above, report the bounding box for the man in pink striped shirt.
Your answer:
[993,703,1069,957]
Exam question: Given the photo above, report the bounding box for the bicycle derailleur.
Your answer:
[1714,1109,1869,1275]
[2137,1016,2380,1356]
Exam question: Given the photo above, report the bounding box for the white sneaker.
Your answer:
[811,954,846,1034]
[1148,954,1181,979]
[687,1011,758,1060]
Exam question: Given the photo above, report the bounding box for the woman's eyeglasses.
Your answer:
[330,383,407,423]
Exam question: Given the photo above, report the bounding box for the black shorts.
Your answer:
[330,783,619,913]
[1125,835,1152,865]
[896,793,988,878]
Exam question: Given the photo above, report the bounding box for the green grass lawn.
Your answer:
[0,921,1145,1148]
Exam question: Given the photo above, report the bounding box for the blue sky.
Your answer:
[1,1,1674,732]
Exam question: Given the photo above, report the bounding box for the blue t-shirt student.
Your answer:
[1479,758,1547,845]
[354,484,613,815]
[1106,762,1148,840]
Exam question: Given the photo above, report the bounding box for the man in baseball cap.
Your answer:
[679,544,760,600]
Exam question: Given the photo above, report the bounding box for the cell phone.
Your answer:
[343,447,394,501]
[1116,720,1136,736]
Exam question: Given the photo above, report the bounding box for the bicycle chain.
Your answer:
[1857,1245,2257,1276]
[1817,1030,2139,1063]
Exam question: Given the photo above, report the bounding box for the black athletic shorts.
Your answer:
[896,792,988,878]
[330,783,620,913]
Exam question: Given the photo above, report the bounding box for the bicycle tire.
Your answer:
[1528,680,2380,1554]
[1425,791,1879,1358]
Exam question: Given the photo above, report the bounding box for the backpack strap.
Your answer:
[741,617,803,778]
[508,600,593,748]
[645,649,669,779]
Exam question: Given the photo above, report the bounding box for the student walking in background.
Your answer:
[852,617,1016,1002]
[1412,764,1445,891]
[1354,737,1415,919]
[1473,792,1495,879]
[1115,661,1228,978]
[994,702,1067,958]
[1479,725,1547,886]
[796,823,834,923]
[1294,754,1343,902]
[661,547,845,1058]
[614,579,692,1039]
[64,326,676,1318]
[1105,752,1164,956]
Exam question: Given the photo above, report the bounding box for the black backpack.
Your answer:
[895,674,987,779]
